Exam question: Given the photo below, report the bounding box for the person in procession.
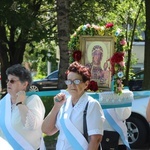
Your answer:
[0,137,13,150]
[0,64,45,150]
[42,61,105,150]
[102,107,131,150]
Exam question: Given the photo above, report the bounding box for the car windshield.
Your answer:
[47,71,58,80]
[133,71,144,80]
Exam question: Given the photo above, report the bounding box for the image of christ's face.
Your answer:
[92,48,103,65]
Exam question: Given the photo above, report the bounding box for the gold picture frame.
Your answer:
[80,36,114,90]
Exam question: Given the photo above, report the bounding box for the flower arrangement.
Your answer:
[68,23,127,94]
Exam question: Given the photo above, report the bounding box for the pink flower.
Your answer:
[92,24,100,30]
[86,24,91,28]
[117,79,121,84]
[117,86,122,92]
[119,61,125,67]
[120,39,127,46]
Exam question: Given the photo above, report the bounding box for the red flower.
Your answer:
[88,80,98,92]
[105,23,114,28]
[110,52,125,64]
[73,50,82,61]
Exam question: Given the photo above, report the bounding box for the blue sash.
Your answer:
[0,94,34,150]
[104,109,131,150]
[59,101,88,150]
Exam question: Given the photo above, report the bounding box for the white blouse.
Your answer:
[0,137,13,150]
[0,94,45,150]
[56,93,105,150]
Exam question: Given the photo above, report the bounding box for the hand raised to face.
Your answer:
[54,93,66,107]
[16,91,26,104]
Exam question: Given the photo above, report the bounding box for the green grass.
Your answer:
[41,96,58,149]
[42,96,55,116]
[44,133,58,150]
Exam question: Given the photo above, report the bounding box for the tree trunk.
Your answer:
[0,46,10,95]
[143,0,150,90]
[56,0,70,89]
[0,27,26,93]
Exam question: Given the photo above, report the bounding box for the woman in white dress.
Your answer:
[0,137,13,150]
[42,61,105,150]
[0,64,45,150]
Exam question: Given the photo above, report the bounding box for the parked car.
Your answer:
[29,70,58,91]
[126,93,150,149]
[128,70,144,91]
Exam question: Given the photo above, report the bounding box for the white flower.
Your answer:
[101,26,105,30]
[82,25,87,31]
[115,28,121,36]
[117,71,124,78]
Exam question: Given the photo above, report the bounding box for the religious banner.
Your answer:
[68,23,127,94]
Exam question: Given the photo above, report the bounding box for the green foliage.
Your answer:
[37,60,47,76]
[41,96,58,149]
[0,0,146,90]
[0,0,58,90]
[24,41,58,78]
[44,134,57,150]
[105,0,145,41]
[41,96,54,117]
[68,0,121,34]
[125,53,138,79]
[68,23,127,52]
[0,0,56,43]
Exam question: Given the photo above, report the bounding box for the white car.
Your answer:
[126,92,150,149]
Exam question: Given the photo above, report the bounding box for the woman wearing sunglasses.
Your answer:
[42,61,105,150]
[0,64,45,150]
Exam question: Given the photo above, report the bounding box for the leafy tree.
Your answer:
[24,41,58,78]
[68,0,119,34]
[0,0,148,93]
[99,0,145,85]
[0,0,56,91]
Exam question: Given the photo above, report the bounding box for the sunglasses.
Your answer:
[6,79,20,84]
[65,79,82,85]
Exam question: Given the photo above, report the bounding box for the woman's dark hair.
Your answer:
[65,61,91,82]
[6,64,32,91]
